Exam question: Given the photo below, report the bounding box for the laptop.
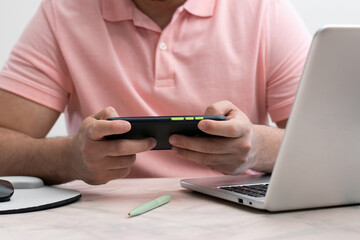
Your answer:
[180,26,360,212]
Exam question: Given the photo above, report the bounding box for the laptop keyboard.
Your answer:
[219,184,269,197]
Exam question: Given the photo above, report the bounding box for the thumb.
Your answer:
[92,107,120,120]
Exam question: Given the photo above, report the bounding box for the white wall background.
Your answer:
[1,0,360,137]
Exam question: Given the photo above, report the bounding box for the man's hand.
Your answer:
[69,107,156,185]
[169,101,284,175]
[0,90,157,185]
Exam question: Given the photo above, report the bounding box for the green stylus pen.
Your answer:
[128,194,173,217]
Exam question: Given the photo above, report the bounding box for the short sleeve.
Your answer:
[265,0,312,123]
[0,0,72,112]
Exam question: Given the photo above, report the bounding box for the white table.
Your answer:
[2,178,360,240]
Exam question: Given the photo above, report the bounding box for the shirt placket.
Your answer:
[154,9,184,88]
[154,29,175,87]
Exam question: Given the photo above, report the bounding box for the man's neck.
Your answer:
[132,0,187,30]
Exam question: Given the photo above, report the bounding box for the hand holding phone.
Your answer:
[105,115,227,150]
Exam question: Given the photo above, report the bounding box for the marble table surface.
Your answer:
[2,177,360,240]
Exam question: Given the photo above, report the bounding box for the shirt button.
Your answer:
[159,42,167,51]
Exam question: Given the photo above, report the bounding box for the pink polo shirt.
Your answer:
[0,0,311,177]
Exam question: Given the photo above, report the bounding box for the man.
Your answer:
[0,0,311,185]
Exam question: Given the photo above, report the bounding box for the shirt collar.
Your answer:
[101,0,134,22]
[183,0,216,17]
[101,0,216,22]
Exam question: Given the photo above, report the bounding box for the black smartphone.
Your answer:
[105,115,228,150]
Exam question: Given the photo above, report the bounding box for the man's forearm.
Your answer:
[250,125,285,173]
[0,127,75,185]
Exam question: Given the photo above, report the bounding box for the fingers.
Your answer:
[169,134,250,154]
[92,106,119,120]
[85,107,131,141]
[105,155,136,170]
[198,118,247,138]
[76,137,156,185]
[168,100,254,175]
[86,155,135,174]
[88,155,136,172]
[96,138,157,156]
[170,135,222,154]
[87,119,131,141]
[79,137,156,162]
[204,100,238,119]
[200,100,250,138]
[173,146,231,165]
[171,136,250,175]
[72,107,158,184]
[85,168,133,185]
[172,147,245,175]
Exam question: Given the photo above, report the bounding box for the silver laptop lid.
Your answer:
[265,26,360,211]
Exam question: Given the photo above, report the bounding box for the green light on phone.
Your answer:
[171,117,184,121]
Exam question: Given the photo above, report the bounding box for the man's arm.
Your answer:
[0,89,73,184]
[169,100,286,174]
[0,90,156,185]
[247,120,285,173]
